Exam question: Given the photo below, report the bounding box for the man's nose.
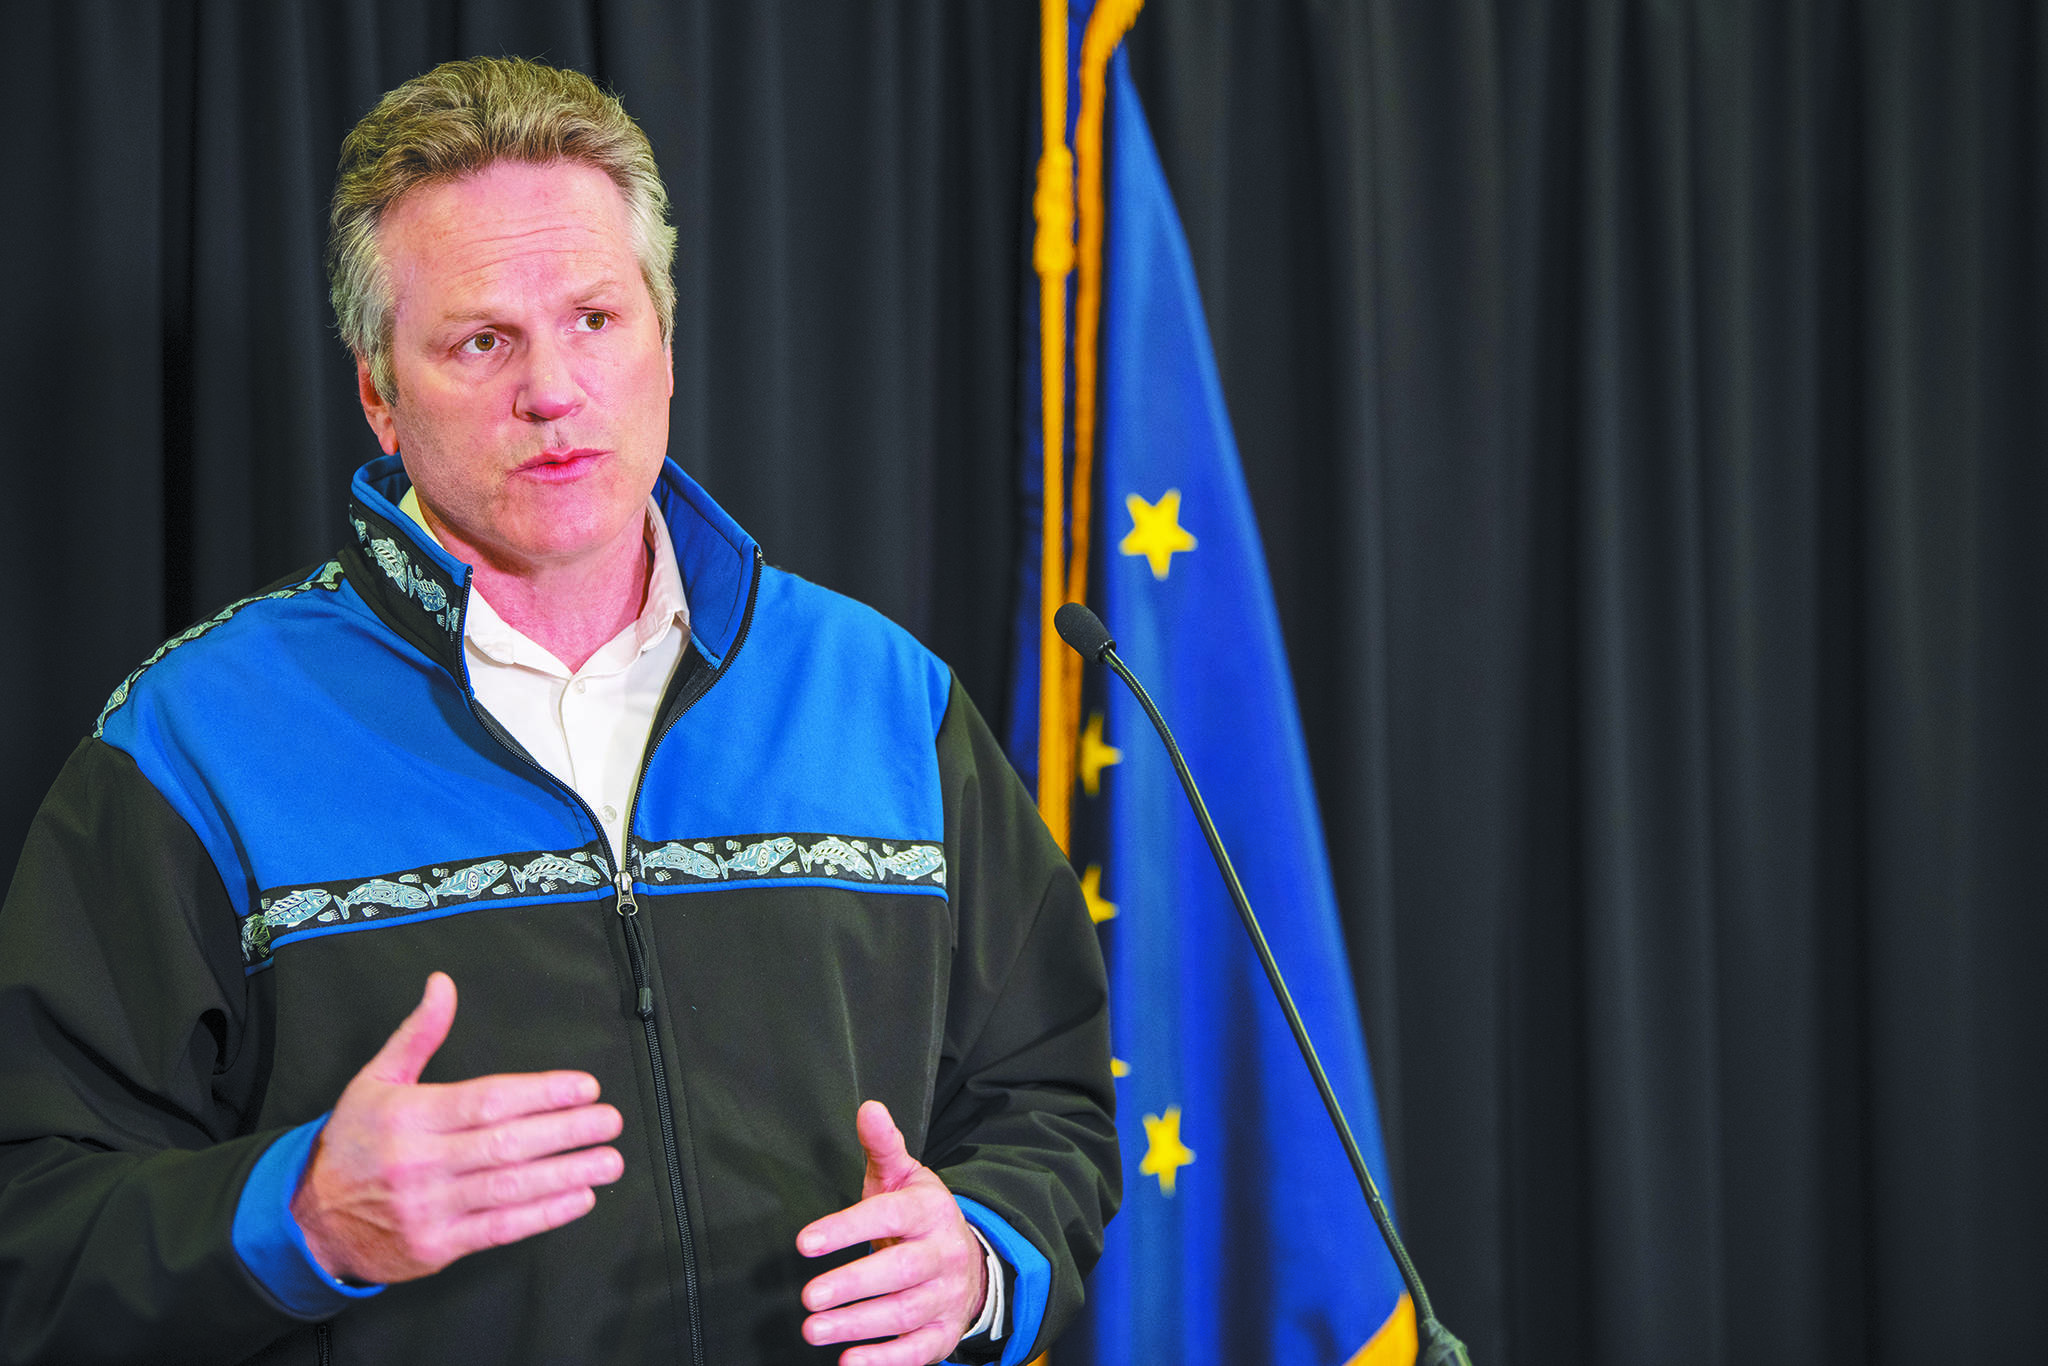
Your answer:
[514,337,584,423]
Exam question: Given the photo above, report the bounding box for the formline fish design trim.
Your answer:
[632,833,947,890]
[246,833,946,965]
[352,515,462,637]
[245,846,612,965]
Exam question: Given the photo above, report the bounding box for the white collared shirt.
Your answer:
[397,488,688,866]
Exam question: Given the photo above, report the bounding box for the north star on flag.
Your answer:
[1006,3,1416,1363]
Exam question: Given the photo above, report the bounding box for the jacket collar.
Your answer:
[343,454,761,680]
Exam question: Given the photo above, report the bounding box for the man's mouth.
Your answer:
[515,448,606,480]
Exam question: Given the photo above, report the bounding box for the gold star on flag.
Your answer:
[1121,489,1198,580]
[1078,711,1122,797]
[1111,1057,1131,1078]
[1080,864,1118,924]
[1140,1106,1196,1196]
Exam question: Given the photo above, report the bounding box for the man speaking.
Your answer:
[0,57,1117,1366]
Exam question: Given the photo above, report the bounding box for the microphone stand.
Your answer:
[1058,603,1472,1366]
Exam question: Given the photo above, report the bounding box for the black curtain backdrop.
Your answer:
[6,3,2042,1363]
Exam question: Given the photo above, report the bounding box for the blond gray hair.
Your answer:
[329,56,677,401]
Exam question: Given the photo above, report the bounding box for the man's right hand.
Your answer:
[289,971,624,1285]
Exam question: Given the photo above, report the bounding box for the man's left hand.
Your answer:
[797,1100,990,1366]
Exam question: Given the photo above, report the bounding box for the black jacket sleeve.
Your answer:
[923,679,1121,1358]
[0,739,308,1364]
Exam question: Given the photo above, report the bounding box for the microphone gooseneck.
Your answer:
[1059,602,1472,1366]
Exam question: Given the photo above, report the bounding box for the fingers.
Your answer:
[432,1070,604,1133]
[800,1239,937,1313]
[855,1100,920,1194]
[801,1235,983,1365]
[364,972,459,1086]
[432,1182,603,1268]
[451,1142,624,1215]
[798,1186,942,1259]
[441,1101,623,1175]
[804,1269,958,1358]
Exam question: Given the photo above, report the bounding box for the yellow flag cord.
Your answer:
[1037,0,1145,854]
[1061,0,1146,779]
[1035,0,1076,850]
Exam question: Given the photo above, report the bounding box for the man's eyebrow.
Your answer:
[431,280,632,327]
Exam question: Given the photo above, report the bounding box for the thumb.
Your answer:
[363,971,457,1086]
[856,1099,921,1195]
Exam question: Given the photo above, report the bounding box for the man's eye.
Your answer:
[577,312,611,332]
[459,333,501,355]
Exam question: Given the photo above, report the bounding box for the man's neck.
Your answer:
[465,535,651,673]
[404,492,652,672]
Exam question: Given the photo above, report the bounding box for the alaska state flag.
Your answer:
[1022,41,1416,1366]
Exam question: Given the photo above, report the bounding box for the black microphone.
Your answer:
[1055,602,1472,1366]
[1054,601,1115,662]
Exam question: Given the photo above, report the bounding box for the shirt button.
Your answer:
[601,804,618,823]
[574,680,588,694]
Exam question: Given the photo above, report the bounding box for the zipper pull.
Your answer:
[617,876,656,1020]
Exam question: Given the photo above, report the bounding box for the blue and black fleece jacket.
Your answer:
[0,456,1118,1366]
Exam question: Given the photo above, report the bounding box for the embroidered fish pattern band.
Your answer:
[352,515,461,637]
[630,834,947,890]
[245,845,613,965]
[244,833,946,965]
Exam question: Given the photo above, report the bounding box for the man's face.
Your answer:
[358,160,673,576]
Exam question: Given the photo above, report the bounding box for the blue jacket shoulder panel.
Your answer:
[95,564,599,925]
[633,565,955,850]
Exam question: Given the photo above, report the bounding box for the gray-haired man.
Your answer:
[0,57,1116,1366]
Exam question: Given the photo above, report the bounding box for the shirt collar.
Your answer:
[396,486,691,675]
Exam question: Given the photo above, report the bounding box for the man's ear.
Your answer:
[357,356,401,455]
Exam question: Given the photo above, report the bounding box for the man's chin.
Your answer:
[487,513,648,577]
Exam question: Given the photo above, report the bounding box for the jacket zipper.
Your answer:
[606,548,761,1366]
[454,547,761,1366]
[315,1322,330,1365]
[616,876,702,1366]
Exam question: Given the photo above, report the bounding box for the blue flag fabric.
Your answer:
[1047,49,1413,1366]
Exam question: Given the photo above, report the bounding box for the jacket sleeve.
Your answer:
[0,738,313,1364]
[924,679,1121,1362]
